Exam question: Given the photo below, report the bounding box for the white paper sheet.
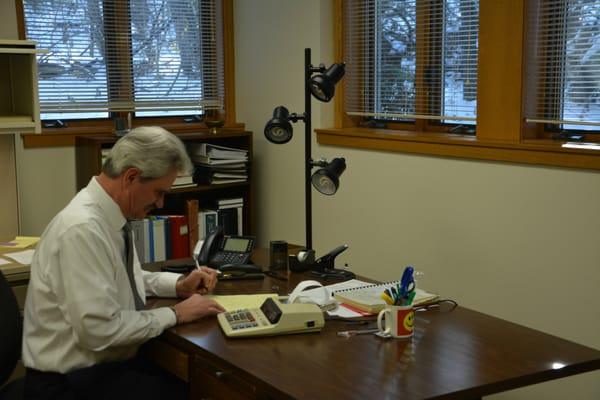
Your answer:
[4,249,35,265]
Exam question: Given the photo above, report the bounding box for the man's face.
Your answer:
[125,168,178,219]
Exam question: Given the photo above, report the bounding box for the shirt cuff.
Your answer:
[157,272,182,298]
[152,307,178,330]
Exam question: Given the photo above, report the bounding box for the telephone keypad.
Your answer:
[212,252,249,265]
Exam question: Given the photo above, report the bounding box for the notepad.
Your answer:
[332,280,439,313]
[205,293,278,311]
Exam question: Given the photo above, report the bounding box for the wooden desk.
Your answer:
[145,250,600,400]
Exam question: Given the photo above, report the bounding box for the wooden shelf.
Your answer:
[75,132,255,236]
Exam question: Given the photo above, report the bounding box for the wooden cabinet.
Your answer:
[75,131,254,236]
[0,40,42,134]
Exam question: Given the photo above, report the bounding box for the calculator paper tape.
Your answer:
[289,280,328,305]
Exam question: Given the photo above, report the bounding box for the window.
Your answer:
[524,0,600,133]
[22,0,224,120]
[343,0,479,127]
[319,1,600,171]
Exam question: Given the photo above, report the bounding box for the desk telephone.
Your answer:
[195,227,262,278]
[217,297,324,338]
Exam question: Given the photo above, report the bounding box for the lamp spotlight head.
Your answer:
[309,63,346,102]
[311,157,346,195]
[264,106,293,144]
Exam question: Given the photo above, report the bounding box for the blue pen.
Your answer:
[400,266,415,303]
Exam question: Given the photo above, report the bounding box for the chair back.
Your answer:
[0,271,22,386]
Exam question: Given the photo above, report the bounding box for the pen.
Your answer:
[337,328,380,338]
[390,286,398,304]
[381,292,394,305]
[406,291,416,305]
[195,259,222,276]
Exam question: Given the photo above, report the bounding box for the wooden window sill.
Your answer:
[315,127,600,170]
[20,122,246,148]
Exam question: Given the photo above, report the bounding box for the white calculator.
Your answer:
[217,297,324,338]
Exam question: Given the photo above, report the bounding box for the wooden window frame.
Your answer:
[16,0,243,148]
[319,0,600,170]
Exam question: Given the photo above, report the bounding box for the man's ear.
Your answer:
[123,167,141,186]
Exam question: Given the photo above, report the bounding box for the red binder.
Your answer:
[168,215,190,259]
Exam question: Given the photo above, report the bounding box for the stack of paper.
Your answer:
[332,280,439,313]
[187,143,248,185]
[0,236,40,249]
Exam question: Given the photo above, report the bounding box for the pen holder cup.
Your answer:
[377,305,414,339]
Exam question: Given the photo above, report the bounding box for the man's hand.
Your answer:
[173,294,225,324]
[176,268,218,298]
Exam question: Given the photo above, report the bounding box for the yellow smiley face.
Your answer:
[403,311,414,331]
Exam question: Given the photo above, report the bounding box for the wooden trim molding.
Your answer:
[15,0,25,40]
[316,128,600,171]
[21,123,246,148]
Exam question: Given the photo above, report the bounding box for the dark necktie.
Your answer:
[123,223,145,310]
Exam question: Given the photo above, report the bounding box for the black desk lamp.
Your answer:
[264,48,353,279]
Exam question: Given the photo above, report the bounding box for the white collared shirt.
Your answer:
[22,177,179,373]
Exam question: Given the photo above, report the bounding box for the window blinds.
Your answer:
[23,0,224,117]
[524,0,600,129]
[343,0,479,122]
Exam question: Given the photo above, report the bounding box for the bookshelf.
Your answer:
[75,131,254,239]
[0,40,43,134]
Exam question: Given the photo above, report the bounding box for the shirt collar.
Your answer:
[86,177,127,232]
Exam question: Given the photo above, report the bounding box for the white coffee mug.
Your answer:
[377,304,414,339]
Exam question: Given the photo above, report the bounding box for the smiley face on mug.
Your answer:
[403,311,414,331]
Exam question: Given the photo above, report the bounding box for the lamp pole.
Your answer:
[304,47,313,251]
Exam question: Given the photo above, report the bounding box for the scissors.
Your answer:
[399,266,415,299]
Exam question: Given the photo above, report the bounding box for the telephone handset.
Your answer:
[196,227,257,269]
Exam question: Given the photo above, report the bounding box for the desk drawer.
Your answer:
[142,339,189,382]
[190,355,261,400]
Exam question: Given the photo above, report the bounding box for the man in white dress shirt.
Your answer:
[22,126,225,400]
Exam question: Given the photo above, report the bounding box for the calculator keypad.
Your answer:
[224,309,267,330]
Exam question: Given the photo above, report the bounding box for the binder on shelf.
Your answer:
[130,219,146,264]
[142,219,151,263]
[217,198,244,235]
[188,143,248,160]
[198,209,218,240]
[163,217,172,260]
[150,217,167,262]
[193,173,247,185]
[217,208,238,236]
[167,215,189,259]
[332,281,439,314]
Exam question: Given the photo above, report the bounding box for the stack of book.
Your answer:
[217,197,244,236]
[171,175,196,189]
[130,215,190,264]
[198,197,244,239]
[187,143,248,185]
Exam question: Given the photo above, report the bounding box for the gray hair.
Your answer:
[102,126,193,180]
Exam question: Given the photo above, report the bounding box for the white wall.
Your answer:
[235,1,600,399]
